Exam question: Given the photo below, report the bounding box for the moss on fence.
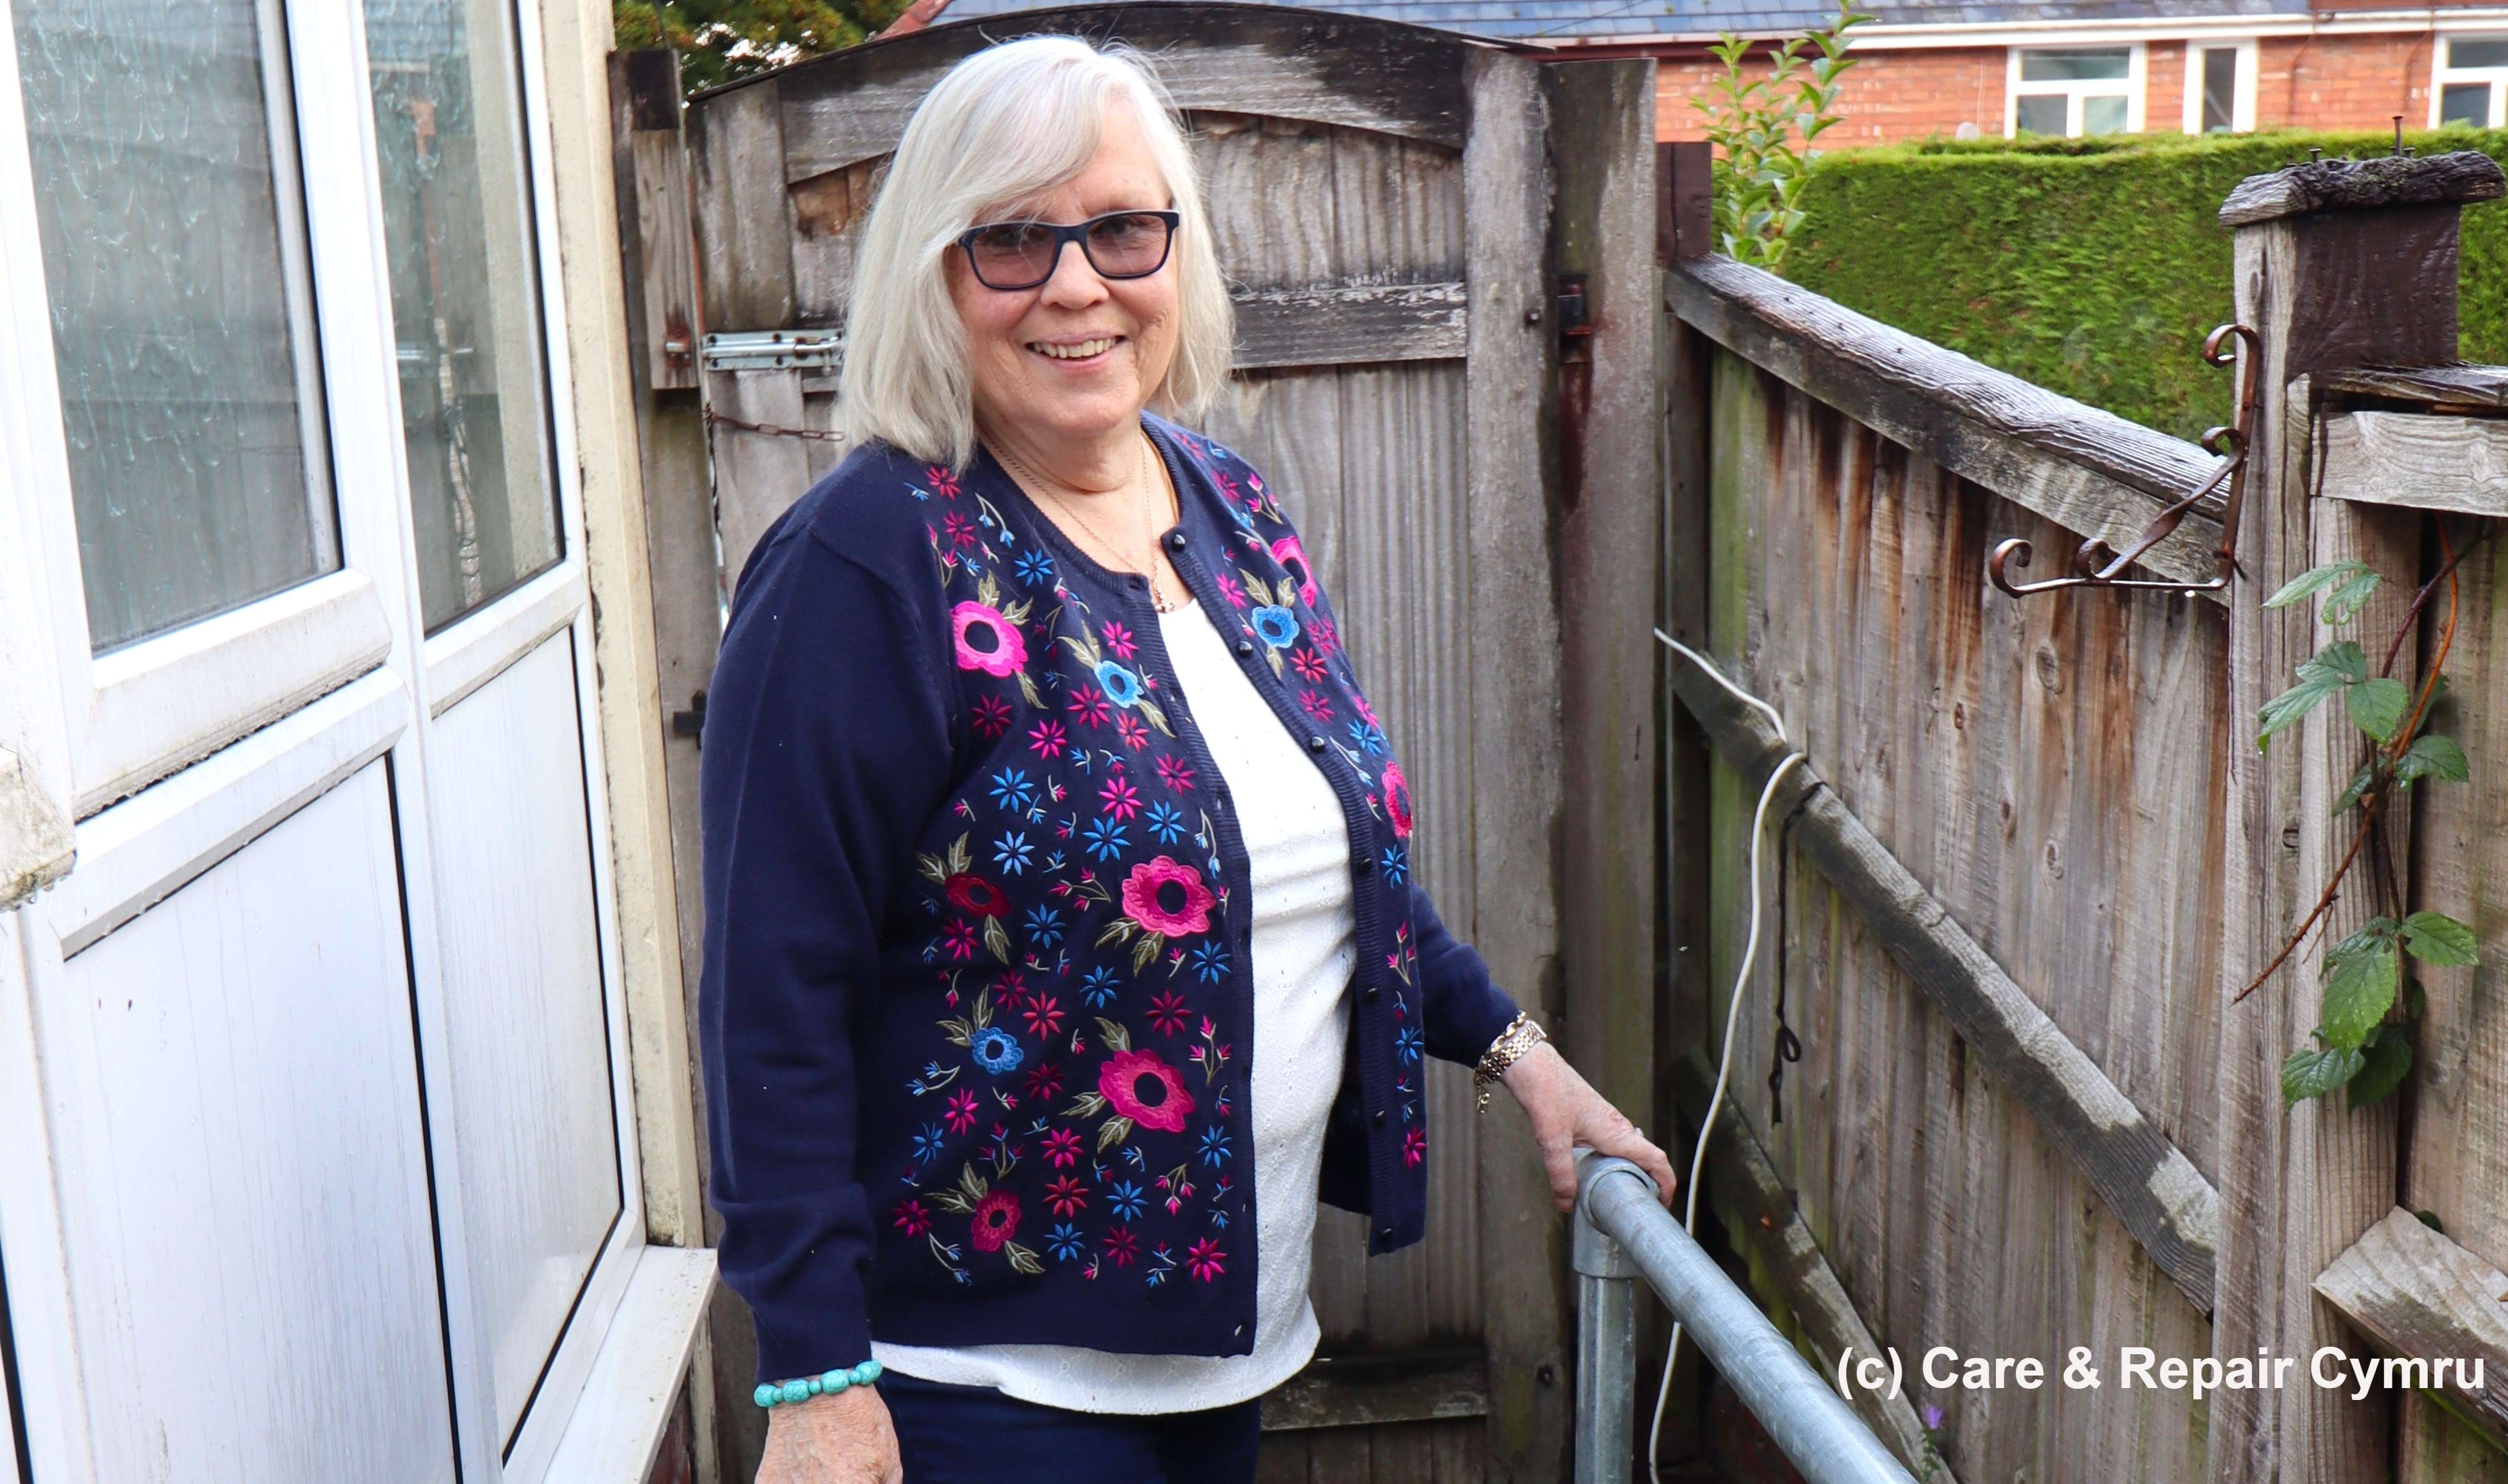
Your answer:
[1782,130,2508,441]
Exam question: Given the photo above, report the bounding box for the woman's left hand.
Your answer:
[1502,1041,1681,1214]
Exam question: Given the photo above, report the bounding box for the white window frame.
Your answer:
[2006,43,2147,138]
[2433,33,2508,129]
[2183,37,2259,134]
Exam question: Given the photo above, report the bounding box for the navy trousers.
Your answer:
[880,1371,1263,1484]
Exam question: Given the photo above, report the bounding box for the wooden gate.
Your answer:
[616,7,1665,1478]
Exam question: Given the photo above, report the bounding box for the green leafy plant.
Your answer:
[2246,537,2483,1108]
[614,0,910,97]
[1692,3,1873,270]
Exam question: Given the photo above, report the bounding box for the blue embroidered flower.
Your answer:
[1096,661,1146,708]
[1189,941,1231,985]
[1396,1026,1423,1064]
[1014,549,1056,587]
[1251,606,1299,648]
[910,1122,947,1166]
[1144,801,1187,844]
[1023,903,1064,949]
[971,1026,1025,1074]
[1198,1125,1232,1167]
[1379,844,1408,884]
[1082,817,1130,862]
[1046,1222,1085,1261]
[1346,720,1388,755]
[994,831,1035,876]
[1107,1180,1147,1219]
[1080,966,1121,1008]
[988,767,1037,813]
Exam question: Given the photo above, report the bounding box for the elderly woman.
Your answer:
[699,34,1677,1484]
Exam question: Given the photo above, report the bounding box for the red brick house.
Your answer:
[935,0,2508,147]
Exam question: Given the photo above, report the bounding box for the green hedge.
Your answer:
[1781,130,2508,441]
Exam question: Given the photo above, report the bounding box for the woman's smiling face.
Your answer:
[948,99,1181,451]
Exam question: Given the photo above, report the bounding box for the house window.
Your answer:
[2184,40,2257,133]
[2009,46,2144,138]
[2436,36,2508,128]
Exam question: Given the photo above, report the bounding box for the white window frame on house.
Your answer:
[2433,33,2508,129]
[2006,43,2147,138]
[2184,37,2259,134]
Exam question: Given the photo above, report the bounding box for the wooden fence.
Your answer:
[1660,147,2508,1482]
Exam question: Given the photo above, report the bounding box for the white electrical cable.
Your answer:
[1650,629,1806,1484]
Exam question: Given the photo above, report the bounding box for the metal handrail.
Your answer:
[1571,1152,1917,1484]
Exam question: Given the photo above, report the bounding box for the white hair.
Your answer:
[839,36,1235,470]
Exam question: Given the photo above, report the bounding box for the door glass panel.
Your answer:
[2440,82,2493,129]
[2201,48,2238,132]
[2015,95,2066,135]
[13,0,340,653]
[2082,95,2129,135]
[366,0,561,633]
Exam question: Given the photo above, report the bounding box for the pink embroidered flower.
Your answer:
[1351,691,1375,728]
[1290,647,1329,683]
[1270,537,1319,606]
[1147,991,1190,1038]
[1403,1127,1426,1167]
[1115,715,1149,750]
[893,1198,931,1236]
[971,695,1013,737]
[941,920,979,960]
[1217,572,1248,609]
[1023,1061,1063,1100]
[952,601,1027,677]
[1022,993,1066,1039]
[1027,717,1067,758]
[1068,687,1112,729]
[1104,1226,1139,1266]
[1154,755,1198,792]
[991,972,1028,1010]
[1121,856,1214,937]
[1381,762,1414,839]
[1099,1048,1195,1133]
[1100,775,1142,821]
[1299,690,1334,724]
[1309,615,1339,657]
[926,465,961,498]
[943,1087,981,1134]
[946,873,1009,918]
[1041,1129,1084,1171]
[1186,1238,1227,1282]
[1045,1173,1090,1215]
[968,1189,1021,1253]
[942,512,979,550]
[1102,621,1137,661]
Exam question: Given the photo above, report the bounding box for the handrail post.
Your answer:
[1573,1152,1650,1484]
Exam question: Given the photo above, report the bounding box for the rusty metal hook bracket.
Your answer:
[1989,323,2261,599]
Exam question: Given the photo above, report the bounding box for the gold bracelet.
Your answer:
[1473,1012,1549,1112]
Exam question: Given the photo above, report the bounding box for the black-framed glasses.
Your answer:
[955,210,1181,291]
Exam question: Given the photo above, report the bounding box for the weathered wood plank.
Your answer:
[687,78,795,334]
[2214,189,2464,1484]
[1463,46,1570,1483]
[618,51,702,392]
[1668,655,2222,1312]
[1231,281,1464,370]
[2322,362,2508,409]
[2316,1209,2508,1455]
[2319,408,2508,516]
[707,369,816,600]
[1670,1055,1961,1484]
[754,1,1483,178]
[1260,1349,1490,1432]
[2220,150,2506,228]
[1667,255,2228,595]
[1546,54,1658,1131]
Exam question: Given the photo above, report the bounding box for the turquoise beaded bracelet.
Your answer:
[754,1357,883,1409]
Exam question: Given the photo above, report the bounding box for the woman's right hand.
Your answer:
[755,1384,904,1483]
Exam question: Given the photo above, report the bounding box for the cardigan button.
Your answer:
[1364,984,1380,1002]
[1167,530,1188,551]
[1378,1226,1394,1243]
[1307,735,1326,754]
[1373,1109,1388,1127]
[1234,638,1253,658]
[1354,856,1374,876]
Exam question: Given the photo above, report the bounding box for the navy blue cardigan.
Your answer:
[698,412,1522,1384]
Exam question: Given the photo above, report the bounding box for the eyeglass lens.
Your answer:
[966,213,1173,289]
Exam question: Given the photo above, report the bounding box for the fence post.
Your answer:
[2212,153,2500,1484]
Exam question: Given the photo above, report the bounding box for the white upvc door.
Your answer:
[0,0,648,1480]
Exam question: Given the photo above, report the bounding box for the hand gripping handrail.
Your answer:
[1571,1152,1917,1484]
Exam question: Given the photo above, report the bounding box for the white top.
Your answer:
[875,597,1356,1413]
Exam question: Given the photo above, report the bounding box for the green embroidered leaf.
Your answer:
[927,1188,974,1215]
[2323,569,2384,627]
[1131,934,1162,974]
[939,1019,974,1047]
[1016,670,1044,710]
[2396,734,2470,786]
[1060,633,1104,670]
[1097,1115,1134,1152]
[998,598,1031,627]
[1237,569,1275,609]
[971,988,993,1028]
[2349,1024,2415,1108]
[1003,1240,1044,1275]
[2263,560,2371,611]
[1063,1092,1107,1120]
[958,1163,988,1201]
[1095,1017,1131,1055]
[983,915,1011,965]
[2282,1045,2365,1105]
[915,851,951,886]
[2319,939,2398,1051]
[1135,696,1174,737]
[1095,918,1135,950]
[2348,677,2411,744]
[2401,910,2479,967]
[946,833,972,877]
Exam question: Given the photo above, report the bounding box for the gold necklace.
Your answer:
[995,433,1180,613]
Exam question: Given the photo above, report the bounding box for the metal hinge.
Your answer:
[670,690,707,743]
[700,329,843,372]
